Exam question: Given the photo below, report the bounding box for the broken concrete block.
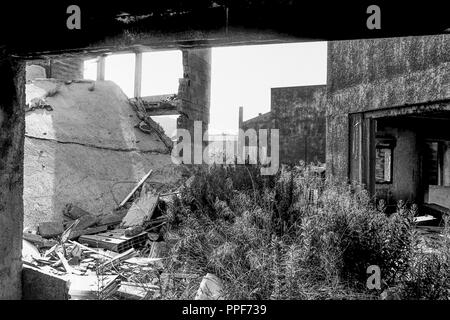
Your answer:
[195,273,224,300]
[121,193,159,228]
[73,214,98,231]
[97,211,127,227]
[23,232,58,248]
[22,265,70,300]
[63,204,91,220]
[38,221,64,238]
[68,225,108,240]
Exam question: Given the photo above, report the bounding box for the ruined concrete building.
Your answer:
[243,85,327,165]
[0,1,448,300]
[327,35,450,213]
[243,34,450,215]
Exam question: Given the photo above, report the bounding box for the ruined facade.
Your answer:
[326,34,450,210]
[242,85,326,165]
[272,85,326,164]
[178,49,211,138]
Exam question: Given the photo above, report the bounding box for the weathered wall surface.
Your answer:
[327,34,450,178]
[49,58,84,81]
[0,52,25,299]
[177,48,211,162]
[242,112,273,132]
[24,80,180,227]
[178,49,211,129]
[272,85,327,164]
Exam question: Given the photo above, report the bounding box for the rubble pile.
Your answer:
[22,169,179,300]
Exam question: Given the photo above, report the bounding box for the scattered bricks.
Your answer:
[38,221,64,238]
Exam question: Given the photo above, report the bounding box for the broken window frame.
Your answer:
[375,138,395,185]
[424,139,450,187]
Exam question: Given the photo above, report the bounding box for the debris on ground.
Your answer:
[22,169,188,300]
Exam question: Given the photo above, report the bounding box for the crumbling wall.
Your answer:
[272,85,327,164]
[0,52,25,299]
[327,34,450,179]
[24,80,180,227]
[177,48,211,160]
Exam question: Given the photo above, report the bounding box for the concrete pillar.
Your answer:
[0,51,25,299]
[134,52,143,98]
[97,55,106,81]
[238,106,243,130]
[177,48,212,164]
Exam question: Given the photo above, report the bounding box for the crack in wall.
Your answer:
[25,134,170,155]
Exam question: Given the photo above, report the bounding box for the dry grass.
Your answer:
[159,164,450,300]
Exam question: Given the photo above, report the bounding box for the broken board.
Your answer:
[121,192,159,228]
[118,169,153,208]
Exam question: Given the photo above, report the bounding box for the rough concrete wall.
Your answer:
[327,34,450,178]
[177,48,211,162]
[0,52,25,299]
[272,85,327,164]
[49,58,84,81]
[24,80,179,227]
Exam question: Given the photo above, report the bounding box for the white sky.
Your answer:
[210,42,327,134]
[84,42,327,136]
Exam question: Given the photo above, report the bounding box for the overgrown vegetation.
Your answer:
[161,164,450,300]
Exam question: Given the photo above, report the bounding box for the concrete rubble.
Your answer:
[21,78,192,300]
[24,79,181,227]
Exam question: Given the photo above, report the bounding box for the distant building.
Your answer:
[242,85,326,165]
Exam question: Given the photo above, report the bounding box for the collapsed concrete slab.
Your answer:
[24,79,180,227]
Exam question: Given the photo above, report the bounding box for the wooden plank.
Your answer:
[55,251,83,275]
[121,192,159,228]
[68,225,108,240]
[68,240,114,259]
[23,232,58,248]
[99,248,137,270]
[118,169,153,208]
[97,211,128,227]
